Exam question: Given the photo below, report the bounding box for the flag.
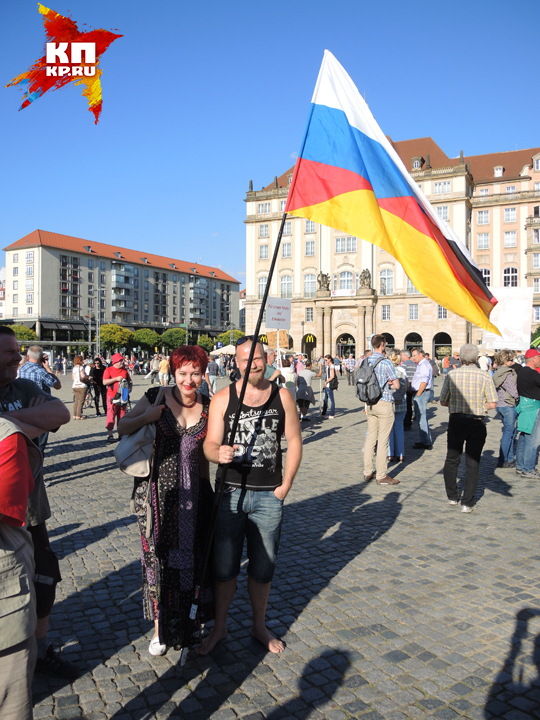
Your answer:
[285,50,500,335]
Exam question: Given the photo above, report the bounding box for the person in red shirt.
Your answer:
[103,353,132,443]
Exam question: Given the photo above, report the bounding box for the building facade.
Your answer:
[3,230,240,356]
[244,140,540,358]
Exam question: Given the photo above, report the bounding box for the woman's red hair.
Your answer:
[169,345,208,375]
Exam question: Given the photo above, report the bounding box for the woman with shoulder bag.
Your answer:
[320,354,337,419]
[72,355,88,420]
[118,345,214,657]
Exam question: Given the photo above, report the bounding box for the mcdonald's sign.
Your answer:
[305,334,315,343]
[259,334,268,343]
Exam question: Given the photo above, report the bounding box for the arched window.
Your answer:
[304,274,316,298]
[258,276,267,299]
[280,275,293,298]
[380,268,394,295]
[339,271,353,290]
[503,267,518,287]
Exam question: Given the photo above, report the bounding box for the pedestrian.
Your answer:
[388,352,407,462]
[103,353,132,443]
[206,355,220,395]
[89,357,107,417]
[296,360,322,421]
[362,334,400,484]
[515,348,540,478]
[119,345,215,656]
[448,351,462,371]
[159,355,170,386]
[478,352,490,373]
[425,352,439,403]
[440,343,497,512]
[344,354,356,385]
[71,355,89,420]
[198,336,302,656]
[0,326,74,679]
[493,349,519,468]
[334,355,342,376]
[411,348,433,450]
[54,355,62,377]
[320,354,337,418]
[148,354,160,384]
[62,356,67,375]
[400,350,417,430]
[280,358,298,400]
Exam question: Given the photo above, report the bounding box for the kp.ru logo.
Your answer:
[5,4,122,124]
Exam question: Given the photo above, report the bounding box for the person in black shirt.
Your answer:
[515,348,540,478]
[89,358,107,417]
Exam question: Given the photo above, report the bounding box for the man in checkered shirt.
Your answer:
[344,354,356,385]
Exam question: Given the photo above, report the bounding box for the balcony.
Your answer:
[472,189,540,207]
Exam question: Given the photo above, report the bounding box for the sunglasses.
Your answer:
[236,335,259,347]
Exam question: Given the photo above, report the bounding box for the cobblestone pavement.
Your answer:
[32,373,540,720]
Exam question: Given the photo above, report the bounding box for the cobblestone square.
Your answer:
[33,374,540,720]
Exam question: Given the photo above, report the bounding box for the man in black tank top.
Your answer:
[198,338,302,656]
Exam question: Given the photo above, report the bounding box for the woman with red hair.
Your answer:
[118,345,214,656]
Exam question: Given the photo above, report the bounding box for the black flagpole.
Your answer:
[180,211,289,666]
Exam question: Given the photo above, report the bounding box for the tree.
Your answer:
[532,326,540,347]
[197,335,214,353]
[161,328,186,352]
[10,325,38,342]
[135,328,161,353]
[215,329,245,347]
[99,324,135,353]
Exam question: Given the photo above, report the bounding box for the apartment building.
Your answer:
[3,229,240,356]
[244,140,540,358]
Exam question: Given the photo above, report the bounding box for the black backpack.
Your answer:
[355,357,386,406]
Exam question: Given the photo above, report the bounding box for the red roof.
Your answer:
[389,136,457,169]
[463,147,540,183]
[4,230,239,284]
[239,288,246,298]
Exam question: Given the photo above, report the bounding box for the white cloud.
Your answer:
[290,151,298,159]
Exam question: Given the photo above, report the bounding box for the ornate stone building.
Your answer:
[244,139,540,358]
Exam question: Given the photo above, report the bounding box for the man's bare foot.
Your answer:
[194,627,227,656]
[251,626,285,653]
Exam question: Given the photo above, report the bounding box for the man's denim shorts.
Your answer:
[213,487,283,584]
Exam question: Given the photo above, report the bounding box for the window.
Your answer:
[409,304,419,320]
[534,254,540,270]
[506,186,516,193]
[88,271,94,282]
[27,308,33,316]
[100,261,106,271]
[535,159,540,171]
[25,252,34,263]
[413,160,421,169]
[283,221,291,236]
[305,307,314,322]
[504,231,517,248]
[479,188,489,196]
[379,269,394,295]
[534,229,540,245]
[443,181,451,194]
[335,237,357,253]
[436,206,449,221]
[13,294,18,303]
[438,305,448,319]
[478,210,490,225]
[13,281,18,290]
[503,267,518,287]
[144,281,149,290]
[535,307,540,322]
[333,274,337,291]
[258,276,267,299]
[305,240,315,256]
[13,267,18,276]
[13,308,18,317]
[382,305,390,321]
[406,278,419,294]
[88,259,94,269]
[257,202,271,214]
[88,284,93,295]
[101,273,106,284]
[504,207,516,223]
[282,243,292,258]
[304,274,316,298]
[280,275,293,298]
[144,269,149,278]
[433,182,442,194]
[259,245,269,260]
[339,271,353,290]
[25,279,33,290]
[259,224,269,238]
[535,182,540,191]
[134,278,139,288]
[477,233,490,250]
[13,254,18,263]
[305,220,316,233]
[494,167,503,177]
[534,278,540,293]
[280,200,287,212]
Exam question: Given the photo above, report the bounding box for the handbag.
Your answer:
[329,375,339,391]
[114,387,165,477]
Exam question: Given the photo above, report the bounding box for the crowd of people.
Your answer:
[0,325,535,718]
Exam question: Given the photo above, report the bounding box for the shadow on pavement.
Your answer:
[49,515,137,559]
[34,483,401,718]
[484,608,540,718]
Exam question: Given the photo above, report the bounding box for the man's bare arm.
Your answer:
[7,418,48,439]
[3,397,70,429]
[203,388,232,464]
[274,389,302,501]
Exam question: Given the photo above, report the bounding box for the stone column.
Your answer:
[357,305,366,353]
[315,306,325,358]
[324,307,332,356]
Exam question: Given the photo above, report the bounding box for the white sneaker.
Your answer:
[448,500,459,506]
[461,505,474,513]
[149,635,167,656]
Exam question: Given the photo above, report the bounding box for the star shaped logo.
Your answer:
[5,4,122,124]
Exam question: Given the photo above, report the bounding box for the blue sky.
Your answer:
[1,0,538,287]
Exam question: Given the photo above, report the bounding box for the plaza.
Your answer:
[33,374,540,720]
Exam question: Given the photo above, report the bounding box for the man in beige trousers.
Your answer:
[363,334,401,485]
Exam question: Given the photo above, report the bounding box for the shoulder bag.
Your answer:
[114,387,165,477]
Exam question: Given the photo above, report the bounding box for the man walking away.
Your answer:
[148,354,160,384]
[411,348,433,449]
[400,350,416,430]
[515,348,540,478]
[207,356,220,395]
[363,334,400,485]
[344,354,356,385]
[440,344,497,512]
